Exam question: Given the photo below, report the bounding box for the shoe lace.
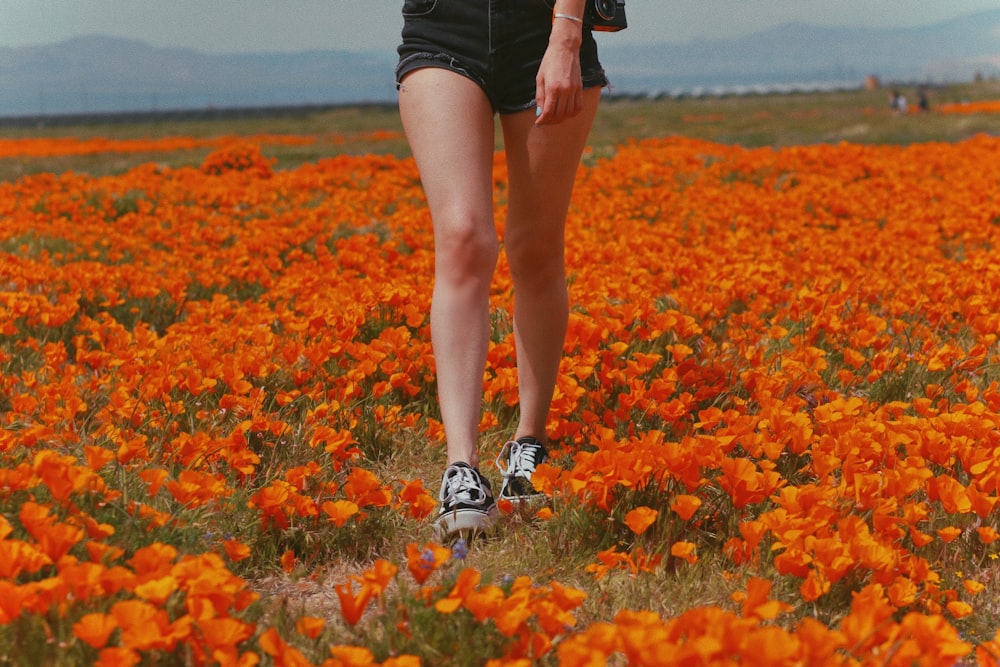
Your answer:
[495,440,542,481]
[440,465,488,507]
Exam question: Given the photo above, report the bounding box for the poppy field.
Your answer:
[2,94,1000,666]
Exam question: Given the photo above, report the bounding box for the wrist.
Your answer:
[553,12,583,26]
[549,16,583,48]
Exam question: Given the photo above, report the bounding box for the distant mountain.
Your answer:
[0,35,398,117]
[2,9,999,118]
[599,9,1000,94]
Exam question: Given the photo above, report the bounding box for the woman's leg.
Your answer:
[500,86,601,441]
[399,67,497,469]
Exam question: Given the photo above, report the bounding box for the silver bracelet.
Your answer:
[553,12,584,25]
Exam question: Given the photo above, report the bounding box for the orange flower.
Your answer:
[0,581,30,623]
[740,577,791,620]
[200,142,275,178]
[329,645,376,666]
[129,543,177,578]
[359,559,397,597]
[296,615,325,639]
[164,469,231,507]
[397,478,436,520]
[435,568,481,613]
[250,482,293,529]
[669,494,702,521]
[343,468,392,508]
[963,579,986,596]
[946,600,974,620]
[897,613,973,663]
[405,542,451,585]
[223,539,251,562]
[33,520,84,561]
[624,506,658,535]
[670,541,698,565]
[930,475,972,514]
[550,580,588,610]
[335,581,372,627]
[259,627,314,667]
[977,526,1000,544]
[73,612,119,649]
[138,468,170,497]
[251,482,292,511]
[463,584,506,622]
[95,647,140,667]
[493,578,533,637]
[134,576,179,605]
[887,577,918,608]
[321,499,360,527]
[585,547,630,580]
[937,526,962,543]
[309,426,360,466]
[718,457,777,508]
[109,600,172,651]
[199,616,255,650]
[382,657,422,667]
[839,585,896,651]
[0,539,52,579]
[33,450,98,502]
[280,550,296,573]
[83,445,116,471]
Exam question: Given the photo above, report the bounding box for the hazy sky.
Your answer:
[2,1,999,53]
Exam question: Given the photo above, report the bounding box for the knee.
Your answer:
[505,232,565,289]
[434,212,499,285]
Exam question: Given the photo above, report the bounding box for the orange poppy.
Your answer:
[624,506,658,535]
[405,542,451,585]
[321,499,360,527]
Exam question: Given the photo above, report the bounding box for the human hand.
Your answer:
[534,21,583,126]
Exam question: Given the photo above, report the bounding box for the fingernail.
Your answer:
[536,106,542,117]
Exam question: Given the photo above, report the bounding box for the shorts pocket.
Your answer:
[402,0,439,17]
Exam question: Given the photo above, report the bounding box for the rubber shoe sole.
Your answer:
[433,504,498,539]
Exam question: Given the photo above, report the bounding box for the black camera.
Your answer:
[585,0,627,32]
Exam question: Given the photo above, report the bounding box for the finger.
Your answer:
[537,96,559,125]
[544,95,573,125]
[535,103,547,125]
[543,98,564,125]
[534,84,546,125]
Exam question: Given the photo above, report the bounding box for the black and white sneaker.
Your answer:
[495,436,548,503]
[434,462,498,537]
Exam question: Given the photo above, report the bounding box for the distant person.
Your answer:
[890,90,908,114]
[917,85,930,112]
[395,0,609,537]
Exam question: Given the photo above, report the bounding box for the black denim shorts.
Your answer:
[396,0,609,114]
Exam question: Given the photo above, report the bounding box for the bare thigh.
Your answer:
[398,67,497,246]
[500,87,602,271]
